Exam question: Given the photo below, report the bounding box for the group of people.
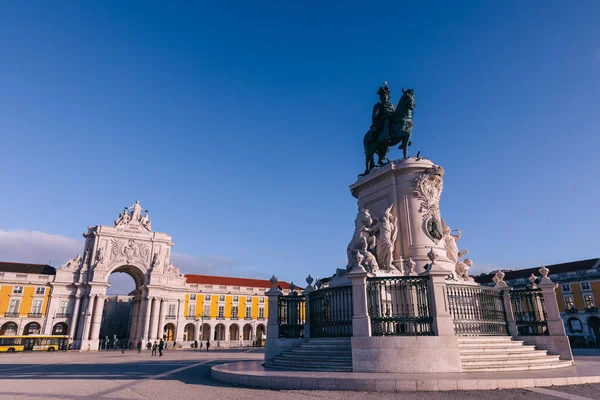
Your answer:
[141,339,177,356]
[190,340,211,351]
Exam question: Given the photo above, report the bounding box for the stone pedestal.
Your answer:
[349,158,454,274]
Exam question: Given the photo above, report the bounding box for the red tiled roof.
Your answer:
[0,261,56,275]
[184,274,294,290]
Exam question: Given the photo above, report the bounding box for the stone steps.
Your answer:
[458,337,571,372]
[265,338,353,372]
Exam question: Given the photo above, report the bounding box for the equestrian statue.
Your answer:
[361,82,415,176]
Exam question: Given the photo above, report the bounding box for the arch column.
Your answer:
[157,298,167,340]
[129,298,140,343]
[141,296,152,342]
[68,294,81,340]
[89,294,106,349]
[148,297,159,341]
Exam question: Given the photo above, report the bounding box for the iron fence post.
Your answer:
[348,266,371,337]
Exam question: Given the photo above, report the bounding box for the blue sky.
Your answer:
[0,1,599,293]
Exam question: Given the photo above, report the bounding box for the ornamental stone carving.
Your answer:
[346,209,376,270]
[61,254,82,271]
[108,238,150,269]
[413,165,444,242]
[373,205,399,273]
[95,247,105,265]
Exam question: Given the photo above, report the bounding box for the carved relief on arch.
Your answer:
[107,238,151,270]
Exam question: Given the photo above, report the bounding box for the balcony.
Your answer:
[244,317,253,320]
[4,312,19,318]
[217,316,225,320]
[165,314,177,319]
[55,313,71,318]
[566,308,578,313]
[28,313,43,318]
[258,317,265,321]
[585,307,598,313]
[231,316,239,320]
[186,316,197,320]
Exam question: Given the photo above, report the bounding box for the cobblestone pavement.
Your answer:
[0,348,599,399]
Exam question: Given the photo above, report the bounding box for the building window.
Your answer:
[12,286,23,294]
[259,297,265,304]
[188,304,196,317]
[246,306,252,319]
[246,296,252,302]
[35,287,45,295]
[8,299,20,313]
[218,306,224,319]
[233,296,239,303]
[203,305,210,317]
[585,295,595,309]
[581,282,591,291]
[31,300,42,314]
[219,286,226,290]
[258,307,265,319]
[219,295,225,302]
[60,301,69,314]
[204,294,211,301]
[568,318,583,332]
[561,284,571,292]
[232,306,238,319]
[189,294,196,301]
[565,296,576,311]
[168,304,176,316]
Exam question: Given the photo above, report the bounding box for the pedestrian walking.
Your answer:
[146,341,152,351]
[151,341,157,356]
[206,340,210,352]
[193,340,198,351]
[121,340,126,354]
[158,339,164,357]
[172,341,176,350]
[199,341,202,350]
[137,341,142,354]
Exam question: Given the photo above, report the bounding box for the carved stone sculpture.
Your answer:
[346,209,376,269]
[95,248,105,265]
[455,258,473,281]
[114,200,151,230]
[151,253,161,271]
[373,205,398,272]
[114,209,131,227]
[141,213,152,231]
[413,165,445,242]
[61,254,82,271]
[492,270,505,285]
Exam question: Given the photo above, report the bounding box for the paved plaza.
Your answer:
[0,349,599,399]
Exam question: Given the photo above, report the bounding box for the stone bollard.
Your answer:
[493,270,519,337]
[347,265,371,337]
[302,275,314,339]
[264,275,281,362]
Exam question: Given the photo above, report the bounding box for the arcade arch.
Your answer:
[52,322,68,335]
[0,321,17,335]
[164,323,176,341]
[183,324,195,341]
[229,324,240,342]
[23,322,41,335]
[243,324,253,341]
[202,323,211,341]
[214,323,226,341]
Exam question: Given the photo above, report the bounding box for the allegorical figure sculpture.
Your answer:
[61,254,82,271]
[455,258,474,281]
[114,200,152,230]
[362,82,415,175]
[442,223,468,264]
[346,209,376,269]
[373,205,398,272]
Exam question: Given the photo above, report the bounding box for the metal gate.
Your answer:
[308,285,353,337]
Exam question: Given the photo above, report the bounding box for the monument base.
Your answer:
[351,336,462,373]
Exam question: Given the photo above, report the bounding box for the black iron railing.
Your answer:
[309,285,353,337]
[28,313,43,318]
[586,307,599,313]
[447,284,509,335]
[566,308,578,313]
[55,313,71,318]
[510,288,549,336]
[4,312,19,317]
[366,276,433,336]
[277,294,305,338]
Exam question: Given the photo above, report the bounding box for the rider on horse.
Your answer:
[366,82,395,144]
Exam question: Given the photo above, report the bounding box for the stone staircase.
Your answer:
[264,338,352,372]
[458,337,573,372]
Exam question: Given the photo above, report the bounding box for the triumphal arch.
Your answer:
[52,201,187,350]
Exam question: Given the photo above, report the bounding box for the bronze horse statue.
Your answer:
[362,86,415,176]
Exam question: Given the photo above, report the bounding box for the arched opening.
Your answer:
[256,324,265,346]
[0,321,18,336]
[243,324,253,341]
[23,322,41,335]
[183,323,195,342]
[52,322,68,335]
[164,323,175,341]
[229,324,239,342]
[98,266,142,347]
[201,323,211,341]
[214,323,225,341]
